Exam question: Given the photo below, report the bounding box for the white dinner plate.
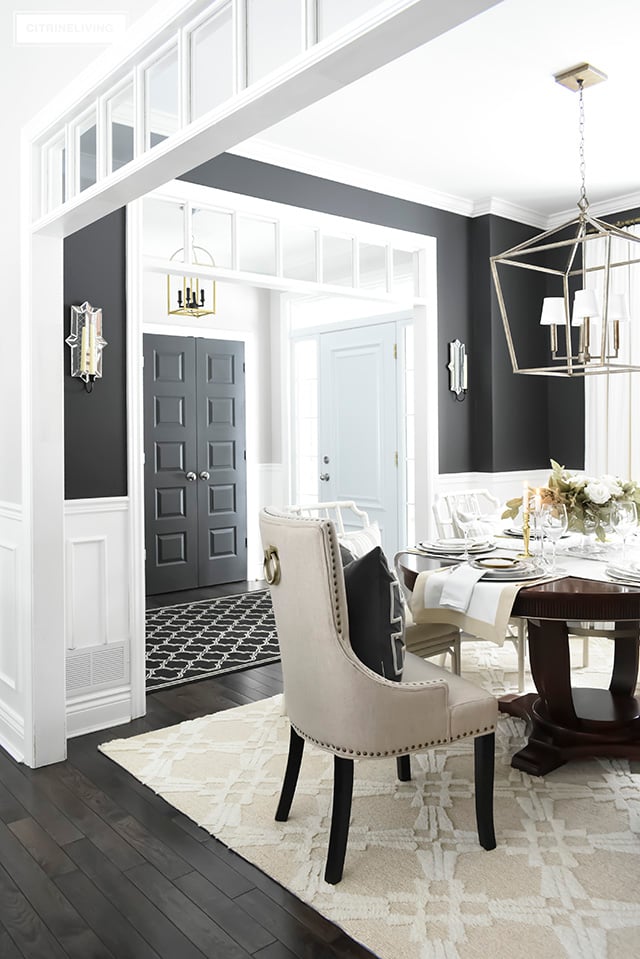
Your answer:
[606,566,640,584]
[474,564,545,582]
[472,555,521,570]
[418,540,495,555]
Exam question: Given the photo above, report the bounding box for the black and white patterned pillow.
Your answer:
[343,546,406,681]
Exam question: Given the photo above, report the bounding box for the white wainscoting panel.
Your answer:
[66,537,107,648]
[64,498,132,736]
[435,470,551,502]
[0,502,25,760]
[434,470,550,519]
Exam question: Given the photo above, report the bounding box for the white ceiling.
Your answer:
[236,0,640,221]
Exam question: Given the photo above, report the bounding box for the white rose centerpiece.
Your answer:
[503,460,640,540]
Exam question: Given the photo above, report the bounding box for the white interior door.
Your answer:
[319,322,399,553]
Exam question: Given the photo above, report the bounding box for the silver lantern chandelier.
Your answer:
[491,63,640,377]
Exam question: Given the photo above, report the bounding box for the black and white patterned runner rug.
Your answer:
[146,590,279,692]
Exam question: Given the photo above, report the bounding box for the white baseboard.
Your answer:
[66,686,132,739]
[0,700,25,762]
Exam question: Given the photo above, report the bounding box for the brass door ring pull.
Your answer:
[263,546,281,585]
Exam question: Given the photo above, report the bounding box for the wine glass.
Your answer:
[611,501,638,566]
[451,494,481,561]
[539,503,568,573]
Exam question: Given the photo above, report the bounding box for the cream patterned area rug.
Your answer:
[100,639,640,959]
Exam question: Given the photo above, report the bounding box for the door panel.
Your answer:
[319,323,399,552]
[144,334,247,594]
[144,335,198,594]
[196,339,247,585]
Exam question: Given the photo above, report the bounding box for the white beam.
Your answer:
[32,0,501,239]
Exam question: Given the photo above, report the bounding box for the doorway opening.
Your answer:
[289,305,414,555]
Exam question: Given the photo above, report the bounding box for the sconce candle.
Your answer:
[89,322,97,376]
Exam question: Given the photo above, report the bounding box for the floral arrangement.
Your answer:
[502,460,640,540]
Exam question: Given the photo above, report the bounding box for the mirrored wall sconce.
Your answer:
[65,301,107,393]
[447,339,468,401]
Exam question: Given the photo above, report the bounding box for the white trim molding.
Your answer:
[0,502,22,522]
[66,684,132,738]
[0,700,25,762]
[65,496,129,515]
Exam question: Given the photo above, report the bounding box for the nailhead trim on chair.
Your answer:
[291,720,496,757]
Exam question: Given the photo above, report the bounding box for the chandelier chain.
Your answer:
[577,78,589,213]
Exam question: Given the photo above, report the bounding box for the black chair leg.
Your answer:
[324,756,354,884]
[474,732,496,850]
[396,754,411,781]
[275,726,305,822]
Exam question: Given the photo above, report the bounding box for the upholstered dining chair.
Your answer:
[259,507,498,885]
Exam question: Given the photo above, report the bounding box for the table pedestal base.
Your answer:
[500,688,640,776]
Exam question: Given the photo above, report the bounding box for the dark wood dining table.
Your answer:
[399,555,640,776]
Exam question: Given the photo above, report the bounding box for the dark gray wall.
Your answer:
[64,208,127,499]
[181,155,474,473]
[470,214,586,472]
[64,154,620,497]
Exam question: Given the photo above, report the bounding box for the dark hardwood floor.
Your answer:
[0,663,375,958]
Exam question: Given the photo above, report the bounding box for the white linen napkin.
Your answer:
[435,564,487,612]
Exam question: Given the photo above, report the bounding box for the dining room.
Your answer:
[5,1,640,957]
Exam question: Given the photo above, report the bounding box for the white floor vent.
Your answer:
[66,643,128,693]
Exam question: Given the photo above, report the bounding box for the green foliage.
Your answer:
[502,460,640,542]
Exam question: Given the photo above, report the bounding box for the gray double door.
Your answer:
[144,334,247,595]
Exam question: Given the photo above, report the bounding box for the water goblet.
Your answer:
[451,495,481,561]
[540,503,568,573]
[611,501,638,566]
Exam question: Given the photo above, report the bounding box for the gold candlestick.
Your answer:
[519,508,532,558]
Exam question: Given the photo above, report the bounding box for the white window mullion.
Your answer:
[235,0,248,92]
[385,244,393,295]
[275,221,283,277]
[178,27,190,126]
[135,63,146,155]
[315,229,323,284]
[305,0,318,47]
[96,95,107,184]
[231,211,239,271]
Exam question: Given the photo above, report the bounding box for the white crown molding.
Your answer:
[471,197,548,230]
[228,140,476,218]
[230,141,640,232]
[547,190,640,229]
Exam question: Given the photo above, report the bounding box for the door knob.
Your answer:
[199,470,210,481]
[320,472,330,482]
[185,471,197,482]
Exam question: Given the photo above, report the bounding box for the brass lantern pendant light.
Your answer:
[491,63,640,377]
